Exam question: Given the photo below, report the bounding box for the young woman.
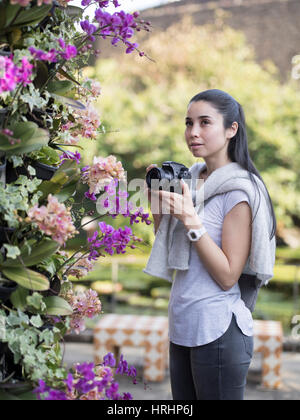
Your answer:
[145,89,277,401]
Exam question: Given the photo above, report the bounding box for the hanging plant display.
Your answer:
[0,0,152,401]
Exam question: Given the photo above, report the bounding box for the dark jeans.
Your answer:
[169,314,254,400]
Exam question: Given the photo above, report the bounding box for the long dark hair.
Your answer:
[189,89,276,241]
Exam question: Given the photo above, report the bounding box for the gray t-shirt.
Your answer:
[168,189,254,347]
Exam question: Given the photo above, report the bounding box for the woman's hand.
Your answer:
[152,180,202,229]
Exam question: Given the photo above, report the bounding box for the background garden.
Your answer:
[70,16,300,335]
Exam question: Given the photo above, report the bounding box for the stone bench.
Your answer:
[94,314,169,382]
[253,320,283,389]
[94,314,284,388]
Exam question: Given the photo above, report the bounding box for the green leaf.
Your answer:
[26,292,46,312]
[0,122,49,156]
[20,84,48,112]
[30,146,60,166]
[0,391,21,401]
[37,180,62,201]
[52,160,80,183]
[0,4,21,32]
[64,5,83,19]
[2,239,60,268]
[3,4,21,28]
[27,165,36,176]
[3,245,21,260]
[8,28,22,45]
[10,155,24,168]
[7,310,29,327]
[39,329,54,346]
[11,4,52,27]
[22,239,60,267]
[57,68,81,86]
[10,121,37,142]
[44,296,73,316]
[17,391,37,401]
[10,287,29,311]
[51,93,86,110]
[30,315,43,328]
[0,3,7,31]
[54,177,80,202]
[38,160,80,201]
[47,171,68,186]
[47,80,74,95]
[2,267,50,291]
[33,61,49,90]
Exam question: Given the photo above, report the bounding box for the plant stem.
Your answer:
[62,250,90,277]
[0,304,16,314]
[80,215,105,230]
[4,84,23,128]
[0,371,16,385]
[93,33,156,63]
[55,247,86,274]
[51,143,84,150]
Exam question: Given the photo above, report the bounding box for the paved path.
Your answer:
[63,343,300,400]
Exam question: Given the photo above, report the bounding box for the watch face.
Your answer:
[191,232,197,239]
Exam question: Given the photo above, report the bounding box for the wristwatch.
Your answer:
[186,226,207,242]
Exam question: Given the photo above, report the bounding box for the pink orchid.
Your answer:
[64,289,102,334]
[81,155,126,196]
[28,194,77,246]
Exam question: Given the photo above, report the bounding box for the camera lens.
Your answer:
[146,167,162,188]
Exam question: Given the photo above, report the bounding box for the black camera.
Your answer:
[146,161,192,194]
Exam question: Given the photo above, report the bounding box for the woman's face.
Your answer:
[185,100,235,159]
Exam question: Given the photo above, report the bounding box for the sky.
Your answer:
[71,0,175,13]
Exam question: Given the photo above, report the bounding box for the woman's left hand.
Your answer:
[152,180,202,228]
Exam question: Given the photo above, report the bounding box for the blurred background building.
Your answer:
[142,0,300,81]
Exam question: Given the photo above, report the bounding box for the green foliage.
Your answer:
[3,244,21,259]
[47,80,74,96]
[276,246,300,263]
[2,267,50,291]
[273,264,300,284]
[38,160,81,202]
[1,239,60,268]
[0,175,42,228]
[43,296,73,316]
[0,308,67,386]
[29,146,60,167]
[26,292,46,312]
[10,287,29,311]
[0,122,49,156]
[0,3,52,42]
[253,288,297,333]
[10,290,72,318]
